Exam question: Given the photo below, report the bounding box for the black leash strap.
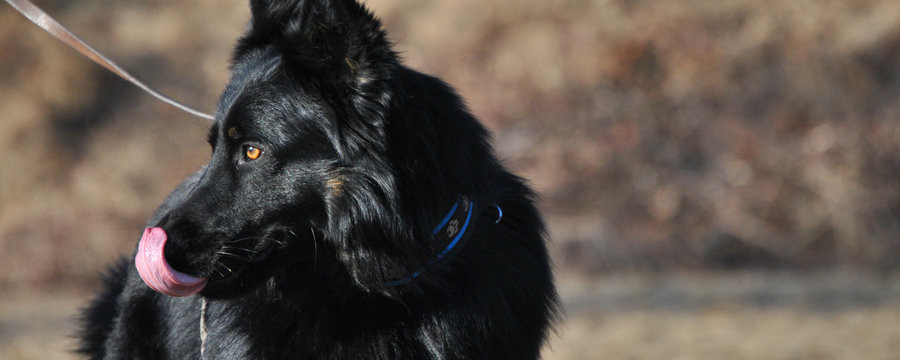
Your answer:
[4,0,214,121]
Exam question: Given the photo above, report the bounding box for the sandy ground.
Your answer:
[545,306,900,360]
[2,271,899,360]
[543,272,900,360]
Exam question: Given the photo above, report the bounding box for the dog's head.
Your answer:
[136,0,493,299]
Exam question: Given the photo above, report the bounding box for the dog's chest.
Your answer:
[198,300,253,360]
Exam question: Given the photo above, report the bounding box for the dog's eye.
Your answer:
[244,146,262,161]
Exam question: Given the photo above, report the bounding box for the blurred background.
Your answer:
[2,0,900,358]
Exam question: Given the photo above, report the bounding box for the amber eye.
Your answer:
[244,146,262,160]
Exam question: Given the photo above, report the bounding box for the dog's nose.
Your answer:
[136,227,207,297]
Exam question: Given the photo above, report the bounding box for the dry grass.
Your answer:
[2,0,899,290]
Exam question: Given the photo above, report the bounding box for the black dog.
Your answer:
[79,0,557,358]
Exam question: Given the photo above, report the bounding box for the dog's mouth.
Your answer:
[135,227,288,297]
[135,227,208,297]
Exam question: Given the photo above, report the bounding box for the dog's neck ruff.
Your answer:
[198,198,495,352]
[384,196,477,287]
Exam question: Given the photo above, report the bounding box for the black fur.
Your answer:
[78,1,557,358]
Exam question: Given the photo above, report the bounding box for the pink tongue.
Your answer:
[135,227,207,297]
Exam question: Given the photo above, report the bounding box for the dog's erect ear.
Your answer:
[241,0,350,66]
[240,0,395,76]
[237,0,396,147]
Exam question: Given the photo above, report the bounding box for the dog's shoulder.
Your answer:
[78,257,202,359]
[78,258,130,357]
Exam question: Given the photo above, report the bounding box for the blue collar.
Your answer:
[384,196,476,287]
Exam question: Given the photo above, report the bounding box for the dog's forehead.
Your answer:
[212,53,334,147]
[220,96,325,144]
[216,49,282,121]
